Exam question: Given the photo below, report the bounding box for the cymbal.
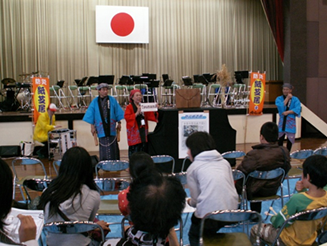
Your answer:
[1,78,16,85]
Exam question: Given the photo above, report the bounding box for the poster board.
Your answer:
[178,112,209,159]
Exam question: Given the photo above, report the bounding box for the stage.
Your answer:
[0,105,282,154]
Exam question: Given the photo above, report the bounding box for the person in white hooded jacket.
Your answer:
[185,131,239,246]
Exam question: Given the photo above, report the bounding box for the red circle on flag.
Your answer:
[110,13,135,37]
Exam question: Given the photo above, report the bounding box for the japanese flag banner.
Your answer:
[96,6,149,44]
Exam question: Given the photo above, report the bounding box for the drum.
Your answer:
[17,89,31,105]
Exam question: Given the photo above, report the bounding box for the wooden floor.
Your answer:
[4,137,327,201]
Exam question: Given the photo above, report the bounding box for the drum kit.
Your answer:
[0,72,38,112]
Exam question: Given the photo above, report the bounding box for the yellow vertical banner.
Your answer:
[32,77,50,124]
[248,72,266,116]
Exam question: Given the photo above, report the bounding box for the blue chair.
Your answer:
[222,150,246,167]
[44,221,105,244]
[262,207,327,246]
[313,146,327,156]
[245,168,286,218]
[11,157,47,201]
[286,149,313,198]
[232,170,246,209]
[199,210,262,246]
[151,155,175,174]
[52,160,61,175]
[23,178,51,204]
[290,149,313,160]
[95,160,129,179]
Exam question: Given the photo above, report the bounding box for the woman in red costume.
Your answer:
[124,89,158,158]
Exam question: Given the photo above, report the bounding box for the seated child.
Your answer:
[250,155,327,246]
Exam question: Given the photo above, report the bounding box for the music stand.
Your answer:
[143,73,156,80]
[57,80,65,88]
[182,76,193,86]
[98,75,114,85]
[234,71,249,84]
[87,77,99,86]
[162,74,169,82]
[163,80,173,87]
[74,79,81,86]
[197,75,209,86]
[78,77,88,87]
[149,80,160,88]
[119,75,133,85]
[193,75,201,83]
[132,76,143,84]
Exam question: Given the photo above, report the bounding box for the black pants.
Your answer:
[278,134,292,152]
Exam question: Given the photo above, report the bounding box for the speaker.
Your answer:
[0,145,21,157]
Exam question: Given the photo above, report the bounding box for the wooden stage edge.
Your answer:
[0,104,278,128]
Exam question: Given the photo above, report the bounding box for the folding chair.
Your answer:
[53,159,61,175]
[262,207,327,246]
[11,157,47,201]
[181,156,191,172]
[222,150,246,168]
[95,160,129,179]
[199,210,262,246]
[160,81,180,107]
[114,85,130,106]
[313,146,327,156]
[245,168,285,218]
[318,230,327,245]
[95,178,130,217]
[95,178,130,239]
[208,84,221,106]
[286,149,313,198]
[191,83,207,107]
[44,221,105,245]
[172,172,187,188]
[151,155,175,174]
[120,211,185,246]
[232,170,246,209]
[78,86,92,107]
[23,178,51,205]
[134,84,149,102]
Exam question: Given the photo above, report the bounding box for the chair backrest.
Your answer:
[11,157,47,180]
[222,150,245,167]
[95,178,130,192]
[95,160,129,179]
[270,207,327,246]
[53,160,61,175]
[23,178,51,202]
[151,155,175,174]
[200,210,262,245]
[222,150,246,159]
[44,221,104,243]
[246,167,285,182]
[313,147,327,156]
[246,168,286,206]
[290,149,314,159]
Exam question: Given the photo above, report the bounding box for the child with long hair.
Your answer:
[38,147,109,246]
